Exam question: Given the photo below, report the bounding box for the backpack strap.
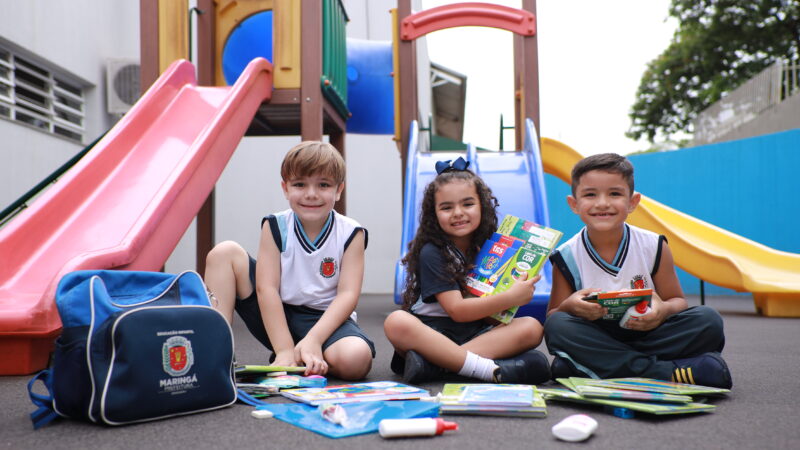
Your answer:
[28,370,59,429]
[236,388,270,407]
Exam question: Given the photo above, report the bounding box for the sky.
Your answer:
[421,0,679,155]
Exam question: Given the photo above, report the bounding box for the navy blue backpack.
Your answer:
[28,270,237,427]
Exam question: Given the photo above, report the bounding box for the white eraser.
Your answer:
[251,409,274,419]
[552,414,598,442]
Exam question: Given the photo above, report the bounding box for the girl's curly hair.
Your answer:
[400,169,499,310]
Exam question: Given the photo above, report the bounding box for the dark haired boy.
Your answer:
[544,153,732,388]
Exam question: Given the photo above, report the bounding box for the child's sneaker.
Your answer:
[550,355,587,380]
[493,349,551,385]
[672,352,733,389]
[390,351,405,375]
[403,350,446,384]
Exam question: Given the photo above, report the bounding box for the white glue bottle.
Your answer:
[379,418,458,438]
[619,300,651,329]
[551,414,598,442]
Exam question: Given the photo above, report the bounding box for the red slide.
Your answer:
[0,58,273,374]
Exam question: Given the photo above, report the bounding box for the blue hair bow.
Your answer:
[435,156,470,175]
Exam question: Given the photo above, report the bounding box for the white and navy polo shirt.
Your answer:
[549,223,666,292]
[262,209,367,316]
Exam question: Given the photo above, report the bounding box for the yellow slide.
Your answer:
[541,137,800,317]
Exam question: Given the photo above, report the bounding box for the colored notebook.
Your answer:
[578,377,730,395]
[281,381,431,406]
[558,377,692,403]
[539,387,716,416]
[438,383,547,417]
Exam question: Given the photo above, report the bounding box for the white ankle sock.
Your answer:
[457,351,499,382]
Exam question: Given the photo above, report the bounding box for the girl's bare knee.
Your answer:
[383,310,415,343]
[513,316,544,347]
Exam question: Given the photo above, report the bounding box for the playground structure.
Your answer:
[1,0,799,376]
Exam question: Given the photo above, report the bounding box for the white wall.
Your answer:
[0,0,139,207]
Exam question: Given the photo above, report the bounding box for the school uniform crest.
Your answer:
[162,335,194,377]
[630,275,647,290]
[320,257,337,278]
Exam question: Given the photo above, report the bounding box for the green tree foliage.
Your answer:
[627,0,800,142]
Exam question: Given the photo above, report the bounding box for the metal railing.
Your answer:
[321,0,349,118]
[692,60,800,145]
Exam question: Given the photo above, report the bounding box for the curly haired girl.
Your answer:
[384,157,550,384]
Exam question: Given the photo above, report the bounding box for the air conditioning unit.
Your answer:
[106,59,141,114]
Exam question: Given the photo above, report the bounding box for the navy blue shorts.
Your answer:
[415,314,494,345]
[234,256,375,357]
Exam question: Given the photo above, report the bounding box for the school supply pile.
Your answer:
[582,289,653,322]
[27,270,236,428]
[234,364,325,397]
[466,214,563,323]
[539,377,729,417]
[280,381,431,406]
[437,383,547,417]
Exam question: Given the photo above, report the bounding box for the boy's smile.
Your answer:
[568,170,640,235]
[282,174,343,237]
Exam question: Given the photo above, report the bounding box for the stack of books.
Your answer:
[465,215,563,324]
[438,383,547,417]
[234,364,325,398]
[539,377,730,416]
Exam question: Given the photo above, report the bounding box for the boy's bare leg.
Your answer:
[204,241,253,324]
[323,336,373,380]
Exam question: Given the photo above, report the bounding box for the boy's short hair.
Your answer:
[281,141,346,184]
[571,153,634,196]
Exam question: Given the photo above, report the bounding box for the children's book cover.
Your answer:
[280,381,431,406]
[539,386,716,416]
[580,377,731,395]
[439,383,547,417]
[481,215,563,324]
[466,233,523,297]
[582,289,653,320]
[558,378,692,403]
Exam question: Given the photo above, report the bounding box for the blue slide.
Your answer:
[394,119,556,322]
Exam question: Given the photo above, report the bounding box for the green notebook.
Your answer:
[558,377,692,403]
[539,386,716,415]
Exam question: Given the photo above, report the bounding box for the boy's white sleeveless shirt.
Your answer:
[552,223,664,292]
[267,209,365,318]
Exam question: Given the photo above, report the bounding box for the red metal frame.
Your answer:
[401,2,535,41]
